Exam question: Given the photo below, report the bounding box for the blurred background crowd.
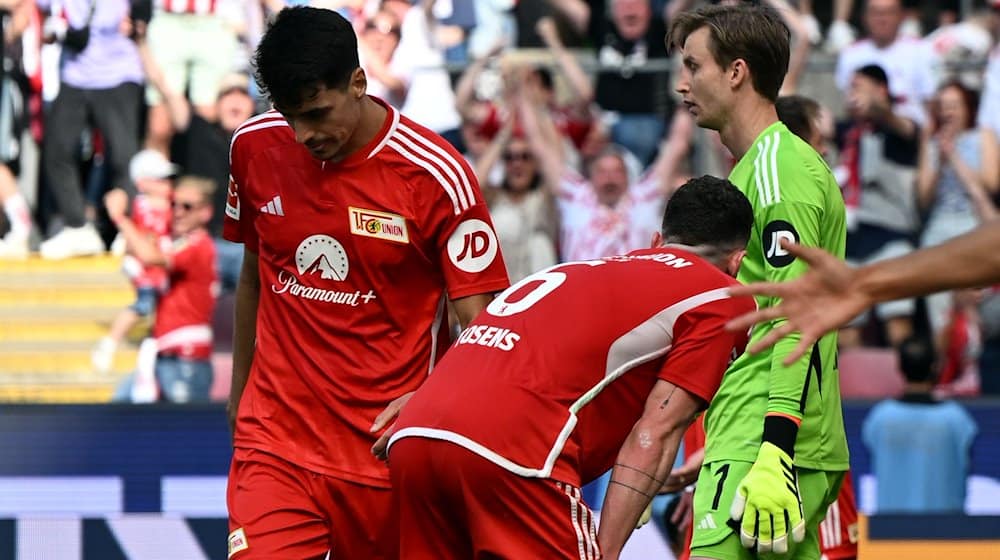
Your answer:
[1,0,1000,405]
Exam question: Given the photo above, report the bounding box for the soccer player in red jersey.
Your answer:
[222,7,509,560]
[385,176,757,560]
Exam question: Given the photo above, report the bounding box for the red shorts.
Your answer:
[819,470,859,560]
[226,447,397,560]
[389,437,601,560]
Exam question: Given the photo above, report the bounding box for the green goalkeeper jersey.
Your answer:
[704,121,850,471]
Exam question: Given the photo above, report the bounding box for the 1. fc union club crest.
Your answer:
[295,234,350,281]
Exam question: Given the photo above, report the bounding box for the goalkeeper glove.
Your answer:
[729,441,805,554]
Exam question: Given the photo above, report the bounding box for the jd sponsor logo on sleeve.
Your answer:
[349,207,410,244]
[228,528,249,558]
[271,234,377,306]
[762,220,799,268]
[447,219,499,273]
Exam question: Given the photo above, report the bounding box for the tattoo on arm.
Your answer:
[609,479,655,499]
[659,386,677,409]
[614,463,665,485]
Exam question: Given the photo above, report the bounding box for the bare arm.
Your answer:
[228,249,260,436]
[517,83,567,196]
[451,292,493,329]
[767,0,810,95]
[474,120,513,188]
[104,189,168,266]
[645,109,693,198]
[136,34,192,131]
[916,134,940,211]
[727,226,1000,363]
[454,52,496,124]
[537,17,593,105]
[598,380,701,559]
[546,0,589,36]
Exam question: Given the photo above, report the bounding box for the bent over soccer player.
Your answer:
[671,4,849,559]
[386,176,757,560]
[223,7,510,560]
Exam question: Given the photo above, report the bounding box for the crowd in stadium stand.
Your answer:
[1,0,999,400]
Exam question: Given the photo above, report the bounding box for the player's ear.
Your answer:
[351,67,367,99]
[726,249,746,277]
[650,231,663,249]
[729,58,748,90]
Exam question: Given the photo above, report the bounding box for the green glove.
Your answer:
[729,442,806,554]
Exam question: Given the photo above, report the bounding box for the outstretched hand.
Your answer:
[725,240,870,365]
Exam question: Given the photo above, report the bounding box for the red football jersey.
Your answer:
[819,470,859,559]
[390,248,754,487]
[131,194,171,290]
[154,229,218,360]
[224,98,510,486]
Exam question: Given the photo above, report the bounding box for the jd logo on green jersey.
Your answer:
[763,220,799,267]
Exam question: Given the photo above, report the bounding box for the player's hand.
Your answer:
[671,487,695,534]
[730,442,806,554]
[370,391,414,461]
[724,240,869,365]
[661,447,704,493]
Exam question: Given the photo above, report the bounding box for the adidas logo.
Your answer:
[698,514,717,530]
[260,195,284,216]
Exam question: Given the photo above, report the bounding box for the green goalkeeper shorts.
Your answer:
[689,460,844,560]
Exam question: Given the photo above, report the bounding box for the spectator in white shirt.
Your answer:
[835,0,939,126]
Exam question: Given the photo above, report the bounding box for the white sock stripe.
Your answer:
[396,123,477,205]
[389,130,469,210]
[386,139,462,215]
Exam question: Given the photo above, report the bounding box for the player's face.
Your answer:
[676,27,731,131]
[589,154,629,206]
[276,73,365,162]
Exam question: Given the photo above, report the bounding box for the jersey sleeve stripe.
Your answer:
[753,141,769,206]
[396,122,478,205]
[386,139,463,214]
[391,127,471,209]
[367,105,400,159]
[769,131,782,203]
[229,119,290,164]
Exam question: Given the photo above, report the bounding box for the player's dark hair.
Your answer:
[897,335,938,384]
[661,175,753,251]
[668,3,790,102]
[253,7,360,110]
[776,95,821,142]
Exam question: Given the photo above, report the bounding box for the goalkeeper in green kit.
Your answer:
[668,4,849,559]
